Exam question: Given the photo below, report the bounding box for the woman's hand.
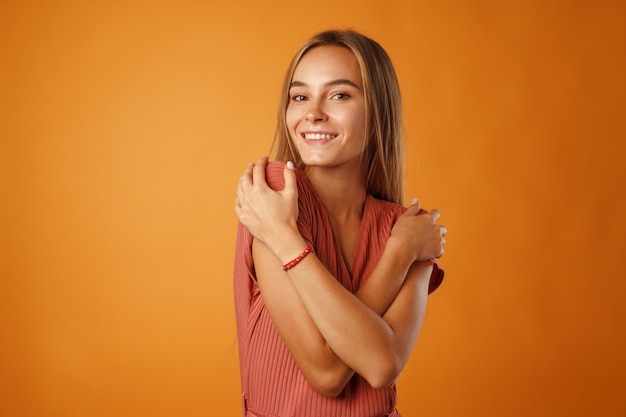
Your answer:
[235,156,299,250]
[390,198,447,262]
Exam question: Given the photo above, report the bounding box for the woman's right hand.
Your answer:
[235,156,300,252]
[390,198,447,262]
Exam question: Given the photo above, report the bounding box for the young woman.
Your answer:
[234,29,446,417]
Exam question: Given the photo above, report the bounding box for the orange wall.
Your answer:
[1,1,625,416]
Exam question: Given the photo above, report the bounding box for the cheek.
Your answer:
[344,112,366,139]
[285,110,302,146]
[285,108,299,132]
[357,118,367,138]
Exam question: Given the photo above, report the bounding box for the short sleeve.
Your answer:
[264,161,315,245]
[428,262,444,294]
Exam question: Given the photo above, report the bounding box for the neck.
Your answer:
[305,165,367,223]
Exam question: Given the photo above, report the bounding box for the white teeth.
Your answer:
[304,133,336,140]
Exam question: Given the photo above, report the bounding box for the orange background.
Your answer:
[1,1,625,416]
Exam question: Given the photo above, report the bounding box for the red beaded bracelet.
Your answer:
[281,245,313,271]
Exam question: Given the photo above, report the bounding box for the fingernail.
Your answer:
[411,197,418,205]
[287,161,294,170]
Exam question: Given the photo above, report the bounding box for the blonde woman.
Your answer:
[234,30,446,417]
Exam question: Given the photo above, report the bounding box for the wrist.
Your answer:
[266,228,309,264]
[281,245,313,271]
[385,235,418,266]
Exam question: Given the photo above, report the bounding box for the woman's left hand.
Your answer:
[235,156,299,250]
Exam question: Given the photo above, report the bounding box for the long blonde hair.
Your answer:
[272,30,405,205]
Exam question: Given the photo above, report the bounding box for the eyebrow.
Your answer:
[289,79,361,90]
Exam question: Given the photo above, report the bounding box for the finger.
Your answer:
[283,161,297,194]
[238,163,254,193]
[440,225,447,236]
[242,161,254,178]
[237,162,256,207]
[236,176,247,204]
[252,156,269,185]
[404,197,421,215]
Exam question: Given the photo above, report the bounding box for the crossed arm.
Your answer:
[236,158,446,397]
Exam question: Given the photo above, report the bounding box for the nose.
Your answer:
[305,99,327,122]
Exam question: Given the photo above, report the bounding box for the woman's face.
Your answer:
[286,45,367,172]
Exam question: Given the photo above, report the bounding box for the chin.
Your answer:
[300,158,330,168]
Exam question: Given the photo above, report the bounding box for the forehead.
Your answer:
[292,45,362,86]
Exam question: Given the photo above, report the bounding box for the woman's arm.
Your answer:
[236,158,445,395]
[251,216,432,396]
[253,234,434,391]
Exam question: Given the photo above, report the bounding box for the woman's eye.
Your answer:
[332,93,350,100]
[291,94,307,102]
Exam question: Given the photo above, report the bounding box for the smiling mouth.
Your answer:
[303,133,337,140]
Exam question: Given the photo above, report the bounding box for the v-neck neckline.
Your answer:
[330,194,371,287]
[299,172,370,290]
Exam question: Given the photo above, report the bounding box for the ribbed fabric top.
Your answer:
[234,162,443,417]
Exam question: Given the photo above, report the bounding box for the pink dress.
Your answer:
[234,162,443,417]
